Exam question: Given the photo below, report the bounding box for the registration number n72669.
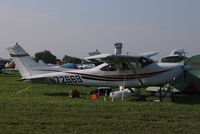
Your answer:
[48,75,83,84]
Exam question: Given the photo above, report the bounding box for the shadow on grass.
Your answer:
[173,94,200,105]
[127,94,200,105]
[44,92,69,97]
[43,92,88,97]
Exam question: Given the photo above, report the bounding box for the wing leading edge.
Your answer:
[85,54,141,64]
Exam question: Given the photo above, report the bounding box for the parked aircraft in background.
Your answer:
[7,43,191,93]
[0,58,11,73]
[88,49,101,56]
[5,60,15,69]
[38,60,78,69]
[0,58,11,66]
[161,48,187,63]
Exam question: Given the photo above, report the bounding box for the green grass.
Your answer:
[1,73,200,134]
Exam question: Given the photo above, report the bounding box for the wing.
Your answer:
[138,51,159,57]
[85,54,141,64]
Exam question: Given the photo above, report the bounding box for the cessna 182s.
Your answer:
[7,43,190,90]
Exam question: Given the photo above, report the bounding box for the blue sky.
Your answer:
[0,0,200,59]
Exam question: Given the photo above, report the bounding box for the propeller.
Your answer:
[182,50,192,85]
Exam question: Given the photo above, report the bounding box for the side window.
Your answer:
[120,63,131,71]
[100,64,117,71]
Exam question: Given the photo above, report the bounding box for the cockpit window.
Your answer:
[100,64,117,71]
[100,58,154,71]
[139,57,154,67]
[120,63,131,71]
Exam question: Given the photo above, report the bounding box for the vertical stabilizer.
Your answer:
[7,43,45,78]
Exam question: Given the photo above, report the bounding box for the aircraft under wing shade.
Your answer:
[85,54,140,63]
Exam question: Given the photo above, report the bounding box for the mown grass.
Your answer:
[1,73,200,134]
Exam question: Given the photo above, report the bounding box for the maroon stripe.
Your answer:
[27,68,173,81]
[67,69,172,80]
[10,53,29,57]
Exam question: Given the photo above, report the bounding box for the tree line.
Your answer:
[34,50,82,64]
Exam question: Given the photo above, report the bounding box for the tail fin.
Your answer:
[7,43,45,78]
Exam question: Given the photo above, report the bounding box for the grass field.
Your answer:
[1,73,200,134]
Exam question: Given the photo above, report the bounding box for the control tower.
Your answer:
[114,43,123,55]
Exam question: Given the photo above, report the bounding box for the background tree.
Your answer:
[34,50,57,64]
[62,55,82,64]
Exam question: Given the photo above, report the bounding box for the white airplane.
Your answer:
[7,43,190,90]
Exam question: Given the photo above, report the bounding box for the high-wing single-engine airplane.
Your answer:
[7,43,190,91]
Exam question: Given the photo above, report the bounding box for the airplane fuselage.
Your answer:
[28,62,184,88]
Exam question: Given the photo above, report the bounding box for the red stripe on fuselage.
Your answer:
[10,53,29,57]
[67,69,172,81]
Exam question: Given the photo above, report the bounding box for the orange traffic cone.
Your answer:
[91,93,98,100]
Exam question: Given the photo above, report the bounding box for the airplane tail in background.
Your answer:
[173,55,200,93]
[7,43,47,78]
[186,55,200,69]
